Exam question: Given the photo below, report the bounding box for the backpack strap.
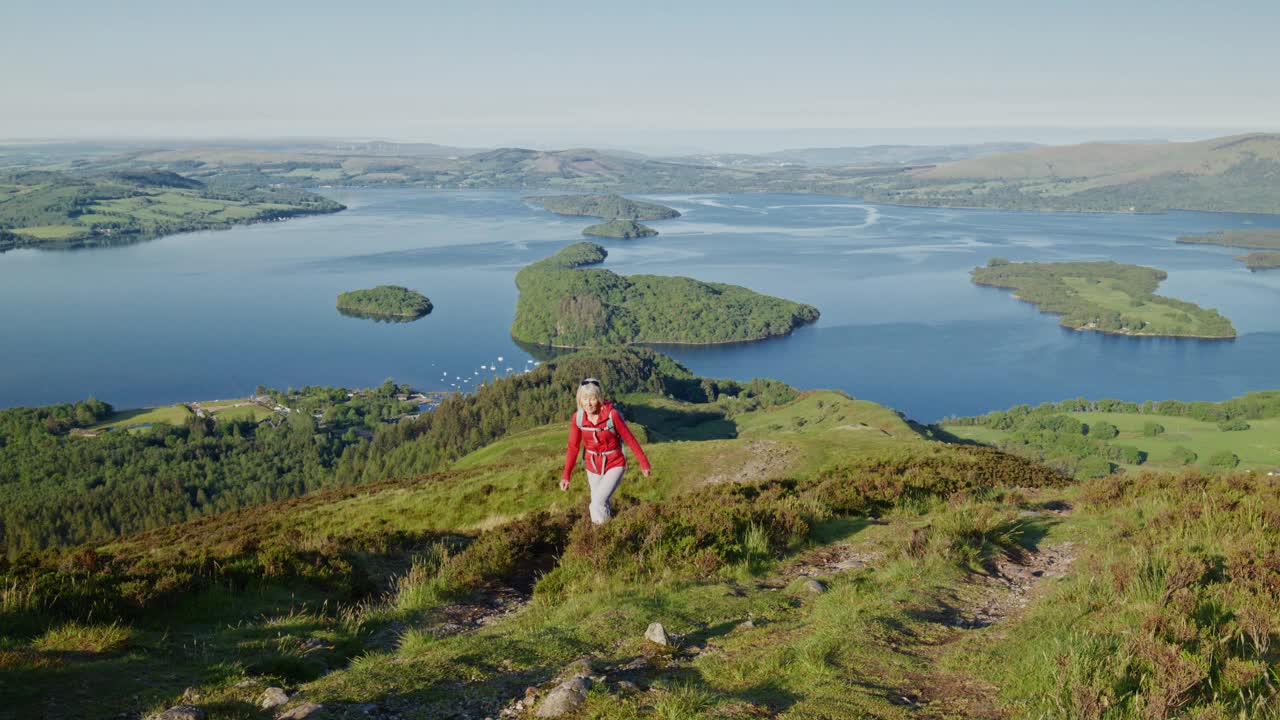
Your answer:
[576,407,617,438]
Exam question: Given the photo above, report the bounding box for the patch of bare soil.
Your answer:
[956,542,1076,630]
[778,542,884,579]
[701,440,800,486]
[425,584,530,638]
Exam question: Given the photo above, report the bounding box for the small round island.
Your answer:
[336,285,433,322]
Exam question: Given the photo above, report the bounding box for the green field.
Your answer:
[84,400,278,432]
[84,404,193,431]
[945,411,1280,474]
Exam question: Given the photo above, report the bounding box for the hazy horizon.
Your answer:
[2,125,1274,157]
[4,0,1277,153]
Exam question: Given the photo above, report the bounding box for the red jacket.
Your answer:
[563,402,650,480]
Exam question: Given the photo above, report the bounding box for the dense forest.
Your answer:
[510,242,820,347]
[524,193,681,221]
[336,285,432,319]
[582,219,658,238]
[0,348,788,555]
[971,259,1236,338]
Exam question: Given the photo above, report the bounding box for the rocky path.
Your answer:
[901,504,1078,718]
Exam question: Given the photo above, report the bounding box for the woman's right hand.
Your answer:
[559,477,570,491]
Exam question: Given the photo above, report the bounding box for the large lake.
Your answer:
[2,190,1279,421]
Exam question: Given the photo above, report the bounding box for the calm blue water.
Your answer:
[2,190,1279,421]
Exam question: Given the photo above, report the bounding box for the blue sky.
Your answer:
[3,0,1277,151]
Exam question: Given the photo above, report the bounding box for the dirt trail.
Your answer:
[904,506,1078,718]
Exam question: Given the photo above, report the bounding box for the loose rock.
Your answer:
[804,579,827,594]
[261,687,290,710]
[534,677,591,717]
[644,622,670,646]
[150,706,206,720]
[736,619,755,631]
[615,680,639,693]
[277,703,325,719]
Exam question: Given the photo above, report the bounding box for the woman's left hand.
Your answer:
[641,468,651,478]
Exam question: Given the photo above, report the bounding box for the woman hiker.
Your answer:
[561,377,651,524]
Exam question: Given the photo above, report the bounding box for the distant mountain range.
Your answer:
[5,133,1280,217]
[856,132,1280,214]
[668,142,1040,168]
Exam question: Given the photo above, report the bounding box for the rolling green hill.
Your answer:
[0,170,344,251]
[511,243,820,347]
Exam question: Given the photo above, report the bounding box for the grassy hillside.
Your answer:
[971,259,1236,338]
[6,353,1280,717]
[511,243,820,347]
[0,170,344,251]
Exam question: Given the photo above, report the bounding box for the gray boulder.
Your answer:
[534,677,590,717]
[804,579,827,594]
[150,706,206,720]
[261,687,289,710]
[644,622,670,646]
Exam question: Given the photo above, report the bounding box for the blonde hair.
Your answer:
[576,382,604,411]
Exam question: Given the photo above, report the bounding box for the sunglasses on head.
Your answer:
[581,378,601,387]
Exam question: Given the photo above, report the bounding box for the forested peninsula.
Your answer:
[1178,229,1280,268]
[524,193,681,221]
[971,259,1236,338]
[1176,229,1280,250]
[1236,251,1280,270]
[582,219,658,238]
[511,242,819,346]
[336,285,432,320]
[0,170,344,251]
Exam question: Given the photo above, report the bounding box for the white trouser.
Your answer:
[586,465,625,524]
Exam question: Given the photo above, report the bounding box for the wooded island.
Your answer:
[336,285,433,321]
[971,259,1236,338]
[511,242,819,347]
